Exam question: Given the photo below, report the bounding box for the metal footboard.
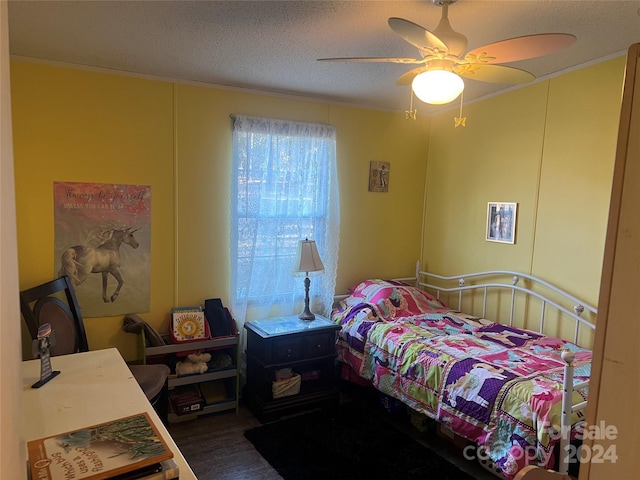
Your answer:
[415,264,596,476]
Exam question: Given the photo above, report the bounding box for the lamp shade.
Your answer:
[411,70,464,105]
[292,239,324,275]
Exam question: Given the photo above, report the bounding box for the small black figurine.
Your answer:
[31,323,60,388]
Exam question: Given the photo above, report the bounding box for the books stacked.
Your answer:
[113,459,179,480]
[27,412,179,480]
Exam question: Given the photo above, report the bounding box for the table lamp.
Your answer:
[291,238,324,320]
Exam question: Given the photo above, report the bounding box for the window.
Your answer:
[231,115,339,324]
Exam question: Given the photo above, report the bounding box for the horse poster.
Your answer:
[54,182,151,318]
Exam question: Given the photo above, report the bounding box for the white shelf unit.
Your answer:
[144,322,239,423]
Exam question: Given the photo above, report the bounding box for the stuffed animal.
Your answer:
[176,359,208,376]
[175,351,211,376]
[187,352,211,363]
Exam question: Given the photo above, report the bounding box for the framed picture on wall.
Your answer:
[486,202,517,244]
[368,161,390,192]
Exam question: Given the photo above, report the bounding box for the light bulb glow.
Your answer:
[411,70,464,105]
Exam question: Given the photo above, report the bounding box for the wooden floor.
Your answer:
[167,384,498,480]
[168,403,283,480]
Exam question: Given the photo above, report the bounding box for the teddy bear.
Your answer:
[175,351,211,376]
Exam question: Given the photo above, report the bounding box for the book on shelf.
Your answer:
[199,380,229,405]
[171,306,209,343]
[171,306,202,314]
[27,412,175,480]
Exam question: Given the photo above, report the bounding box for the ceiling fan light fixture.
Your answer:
[411,70,464,105]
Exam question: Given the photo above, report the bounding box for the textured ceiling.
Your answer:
[7,0,640,114]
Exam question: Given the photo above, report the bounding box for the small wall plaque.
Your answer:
[369,161,390,192]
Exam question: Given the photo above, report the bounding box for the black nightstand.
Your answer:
[243,315,341,422]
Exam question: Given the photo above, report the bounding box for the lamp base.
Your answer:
[299,275,315,321]
[298,309,316,321]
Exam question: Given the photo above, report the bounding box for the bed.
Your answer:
[330,266,596,480]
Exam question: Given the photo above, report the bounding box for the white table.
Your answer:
[21,348,197,479]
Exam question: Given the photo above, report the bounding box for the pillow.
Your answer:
[343,279,448,319]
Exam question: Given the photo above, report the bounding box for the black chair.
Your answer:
[20,276,170,422]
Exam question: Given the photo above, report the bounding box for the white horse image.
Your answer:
[58,227,139,303]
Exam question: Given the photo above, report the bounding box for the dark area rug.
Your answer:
[244,400,476,480]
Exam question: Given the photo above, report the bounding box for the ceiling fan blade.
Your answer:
[318,56,425,65]
[455,64,535,84]
[388,17,448,53]
[464,33,576,65]
[396,67,428,86]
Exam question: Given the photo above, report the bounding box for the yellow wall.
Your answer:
[423,57,625,311]
[534,59,623,300]
[11,61,430,361]
[11,57,624,361]
[11,65,176,360]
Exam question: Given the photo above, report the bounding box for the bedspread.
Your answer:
[331,279,591,479]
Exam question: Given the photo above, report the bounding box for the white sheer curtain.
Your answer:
[230,115,340,328]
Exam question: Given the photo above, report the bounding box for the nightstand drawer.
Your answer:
[306,333,334,356]
[273,338,301,362]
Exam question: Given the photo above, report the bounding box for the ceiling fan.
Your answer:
[318,0,576,105]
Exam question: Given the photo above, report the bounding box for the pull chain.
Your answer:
[454,91,466,128]
[405,89,417,120]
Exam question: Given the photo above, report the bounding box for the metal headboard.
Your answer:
[333,261,597,347]
[417,268,597,347]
